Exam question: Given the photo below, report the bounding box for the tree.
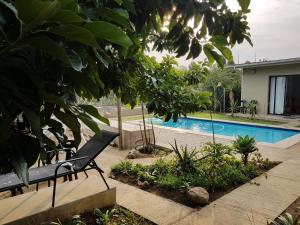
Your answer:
[233,135,258,165]
[0,0,252,184]
[203,67,242,112]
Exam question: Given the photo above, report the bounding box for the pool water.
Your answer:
[150,117,300,144]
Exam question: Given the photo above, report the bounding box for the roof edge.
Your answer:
[227,57,300,69]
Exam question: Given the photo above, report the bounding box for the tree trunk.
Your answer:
[213,87,217,112]
[141,102,148,145]
[117,98,123,150]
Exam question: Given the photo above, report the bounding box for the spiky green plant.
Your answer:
[170,140,198,173]
[229,100,239,117]
[233,135,258,165]
[272,213,300,225]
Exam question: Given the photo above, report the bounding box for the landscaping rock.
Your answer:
[127,149,148,159]
[186,187,209,205]
[127,150,139,159]
[137,180,150,189]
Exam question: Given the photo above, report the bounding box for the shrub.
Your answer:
[137,171,156,183]
[157,174,185,190]
[148,158,174,177]
[170,140,199,174]
[201,142,233,164]
[229,100,239,117]
[233,135,258,165]
[111,142,271,195]
[111,161,134,175]
[111,161,146,176]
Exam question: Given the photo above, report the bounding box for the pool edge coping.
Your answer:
[128,117,300,149]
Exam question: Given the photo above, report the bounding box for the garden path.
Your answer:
[93,136,300,225]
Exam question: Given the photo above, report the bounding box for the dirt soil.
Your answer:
[113,162,280,209]
[273,196,300,223]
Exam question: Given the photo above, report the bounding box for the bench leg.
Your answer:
[52,177,57,208]
[91,161,109,190]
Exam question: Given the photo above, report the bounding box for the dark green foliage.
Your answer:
[49,206,154,225]
[157,174,185,190]
[0,0,252,184]
[111,161,147,176]
[233,135,258,165]
[171,140,199,173]
[229,100,239,117]
[138,55,211,122]
[111,142,268,193]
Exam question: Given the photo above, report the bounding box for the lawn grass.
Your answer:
[122,112,286,126]
[188,112,286,125]
[122,114,152,122]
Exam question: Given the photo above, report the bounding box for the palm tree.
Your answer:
[233,135,258,165]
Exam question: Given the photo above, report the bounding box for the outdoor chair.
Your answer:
[0,130,119,207]
[239,100,248,114]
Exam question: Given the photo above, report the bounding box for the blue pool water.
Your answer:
[150,117,300,144]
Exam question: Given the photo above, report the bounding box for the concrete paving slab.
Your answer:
[0,175,116,225]
[110,179,194,225]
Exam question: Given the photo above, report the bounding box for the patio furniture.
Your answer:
[0,130,119,207]
[239,100,248,114]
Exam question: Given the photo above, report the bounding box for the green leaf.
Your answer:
[11,155,29,186]
[49,25,100,48]
[15,0,60,28]
[22,35,86,71]
[79,104,110,125]
[20,106,41,141]
[45,94,68,108]
[210,35,228,47]
[65,48,86,72]
[203,44,214,65]
[22,35,69,64]
[204,44,225,67]
[217,46,233,62]
[188,38,202,59]
[97,8,129,28]
[237,0,251,12]
[0,116,13,142]
[49,9,84,23]
[66,70,100,98]
[58,0,79,11]
[244,35,253,47]
[4,135,40,185]
[193,13,202,28]
[123,0,136,14]
[54,110,81,147]
[84,21,133,48]
[78,113,101,134]
[197,23,207,39]
[0,0,22,41]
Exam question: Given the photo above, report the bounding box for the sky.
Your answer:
[149,0,300,67]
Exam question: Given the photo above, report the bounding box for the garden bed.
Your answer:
[271,196,300,224]
[44,205,155,225]
[111,142,280,208]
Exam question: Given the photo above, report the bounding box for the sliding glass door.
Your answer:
[269,76,286,115]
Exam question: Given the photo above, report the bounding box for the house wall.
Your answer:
[241,64,300,115]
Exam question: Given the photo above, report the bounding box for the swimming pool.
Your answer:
[150,117,300,144]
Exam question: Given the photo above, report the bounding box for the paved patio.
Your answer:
[96,121,300,225]
[1,121,300,225]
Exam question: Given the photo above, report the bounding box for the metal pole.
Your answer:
[223,87,226,113]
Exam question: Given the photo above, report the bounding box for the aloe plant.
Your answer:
[233,135,258,165]
[272,213,300,225]
[229,100,239,117]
